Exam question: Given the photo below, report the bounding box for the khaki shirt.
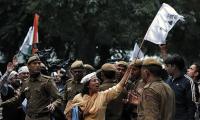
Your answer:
[1,74,62,119]
[137,79,175,120]
[64,78,83,104]
[100,82,127,120]
[127,79,146,95]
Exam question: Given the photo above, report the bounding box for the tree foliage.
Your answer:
[0,0,200,68]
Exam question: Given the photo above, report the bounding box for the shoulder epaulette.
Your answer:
[66,78,74,84]
[41,74,51,79]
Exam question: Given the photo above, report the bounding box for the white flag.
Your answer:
[130,43,144,60]
[19,27,33,56]
[144,3,184,44]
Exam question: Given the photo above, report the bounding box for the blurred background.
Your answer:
[0,0,200,72]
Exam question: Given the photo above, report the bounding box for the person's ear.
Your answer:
[87,82,90,88]
[145,69,150,76]
[70,69,74,74]
[171,64,176,70]
[194,71,199,78]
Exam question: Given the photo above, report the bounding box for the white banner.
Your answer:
[130,43,144,60]
[144,3,184,44]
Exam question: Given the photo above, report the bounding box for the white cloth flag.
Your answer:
[144,3,184,44]
[130,43,144,60]
[19,27,33,56]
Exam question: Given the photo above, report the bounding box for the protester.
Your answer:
[0,55,62,120]
[51,72,64,96]
[64,64,132,120]
[187,63,200,119]
[164,54,196,120]
[187,63,200,102]
[129,57,175,120]
[0,61,25,120]
[51,71,66,120]
[17,66,30,114]
[18,66,29,82]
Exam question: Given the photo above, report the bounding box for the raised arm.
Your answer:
[118,65,133,88]
[159,44,168,60]
[104,66,132,102]
[0,62,15,95]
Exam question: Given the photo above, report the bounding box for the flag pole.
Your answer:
[32,13,39,55]
[135,39,145,60]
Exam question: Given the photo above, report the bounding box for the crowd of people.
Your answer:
[0,45,200,120]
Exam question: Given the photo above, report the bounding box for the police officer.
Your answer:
[99,63,127,120]
[0,55,62,120]
[129,57,175,120]
[122,59,145,120]
[63,60,85,104]
[115,61,128,82]
[84,64,95,75]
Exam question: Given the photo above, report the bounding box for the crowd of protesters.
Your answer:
[0,45,200,120]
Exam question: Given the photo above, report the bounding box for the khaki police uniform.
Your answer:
[136,57,175,120]
[100,82,127,120]
[63,60,84,104]
[1,74,62,120]
[63,78,83,103]
[137,79,175,120]
[98,63,126,120]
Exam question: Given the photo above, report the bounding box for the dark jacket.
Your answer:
[166,75,196,120]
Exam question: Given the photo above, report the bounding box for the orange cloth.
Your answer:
[64,84,123,120]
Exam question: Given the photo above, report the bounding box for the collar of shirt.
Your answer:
[144,79,162,89]
[29,74,42,82]
[172,74,184,82]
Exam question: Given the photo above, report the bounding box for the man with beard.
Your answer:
[0,55,62,120]
[115,61,128,82]
[121,59,145,120]
[129,57,175,120]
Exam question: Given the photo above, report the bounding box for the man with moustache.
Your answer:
[0,55,62,120]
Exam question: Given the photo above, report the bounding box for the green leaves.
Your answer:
[0,0,200,64]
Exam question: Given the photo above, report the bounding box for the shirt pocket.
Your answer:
[33,88,43,98]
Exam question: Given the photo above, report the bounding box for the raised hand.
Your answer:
[159,44,167,52]
[128,90,141,105]
[6,62,14,72]
[12,55,18,67]
[47,103,55,112]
